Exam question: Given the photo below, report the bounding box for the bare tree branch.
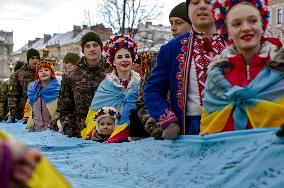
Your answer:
[81,10,94,27]
[97,0,163,38]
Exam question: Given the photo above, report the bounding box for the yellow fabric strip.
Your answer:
[247,98,284,128]
[200,105,233,134]
[23,100,31,119]
[0,130,71,188]
[28,157,71,188]
[81,109,97,138]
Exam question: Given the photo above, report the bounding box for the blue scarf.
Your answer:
[27,78,60,108]
[203,67,284,130]
[90,79,138,125]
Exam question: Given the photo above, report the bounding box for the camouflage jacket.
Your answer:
[136,52,163,138]
[0,79,10,120]
[57,57,112,137]
[8,64,36,119]
[137,76,163,139]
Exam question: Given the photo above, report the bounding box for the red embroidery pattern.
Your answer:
[158,108,177,127]
[192,32,226,105]
[175,32,225,110]
[176,37,189,109]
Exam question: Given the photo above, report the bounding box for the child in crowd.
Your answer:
[27,60,60,131]
[84,107,121,142]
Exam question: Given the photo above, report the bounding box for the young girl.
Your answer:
[201,0,284,134]
[84,107,121,142]
[81,34,140,143]
[27,60,60,131]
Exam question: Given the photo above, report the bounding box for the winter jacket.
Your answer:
[201,38,284,134]
[8,64,36,119]
[57,57,112,137]
[0,79,11,120]
[144,32,226,134]
[28,97,52,131]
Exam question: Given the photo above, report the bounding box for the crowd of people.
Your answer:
[2,0,284,187]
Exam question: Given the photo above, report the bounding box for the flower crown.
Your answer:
[94,107,121,123]
[35,60,55,79]
[103,34,138,65]
[211,0,269,40]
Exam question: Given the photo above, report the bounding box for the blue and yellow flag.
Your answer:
[201,67,284,134]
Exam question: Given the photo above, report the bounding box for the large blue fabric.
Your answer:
[27,78,60,108]
[90,79,138,125]
[1,123,283,188]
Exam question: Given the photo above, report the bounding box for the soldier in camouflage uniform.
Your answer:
[7,49,39,122]
[0,61,25,121]
[62,52,80,73]
[134,52,164,139]
[54,32,111,137]
[0,80,6,121]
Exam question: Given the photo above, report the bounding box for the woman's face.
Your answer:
[38,67,51,82]
[113,48,132,73]
[226,3,263,54]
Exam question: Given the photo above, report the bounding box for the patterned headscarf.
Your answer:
[103,34,138,66]
[211,0,269,40]
[35,60,55,80]
[94,107,121,128]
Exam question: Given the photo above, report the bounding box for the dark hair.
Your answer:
[26,48,40,62]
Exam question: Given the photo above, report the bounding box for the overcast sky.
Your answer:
[0,0,184,51]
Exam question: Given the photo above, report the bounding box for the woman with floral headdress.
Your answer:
[201,0,284,134]
[81,34,140,143]
[26,60,60,131]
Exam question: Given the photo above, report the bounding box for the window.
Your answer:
[277,8,283,25]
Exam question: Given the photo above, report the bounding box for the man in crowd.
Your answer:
[7,49,39,122]
[133,1,194,140]
[0,61,25,121]
[62,52,80,73]
[55,32,111,137]
[169,2,192,38]
[144,0,226,139]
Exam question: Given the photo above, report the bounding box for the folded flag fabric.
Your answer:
[81,79,138,143]
[27,78,60,108]
[201,67,284,134]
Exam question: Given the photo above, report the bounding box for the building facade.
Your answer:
[266,0,284,43]
[0,30,13,79]
[11,24,112,73]
[11,21,170,74]
[134,22,171,52]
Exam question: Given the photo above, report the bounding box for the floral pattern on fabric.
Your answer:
[158,108,178,128]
